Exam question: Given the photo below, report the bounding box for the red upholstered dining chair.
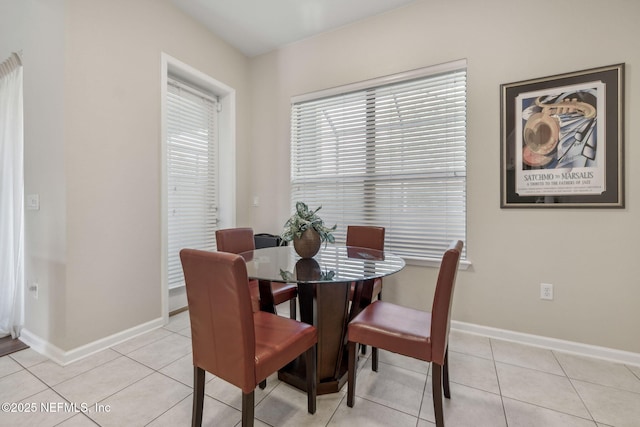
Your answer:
[180,249,317,427]
[346,225,385,301]
[346,240,463,427]
[216,227,298,319]
[346,225,385,355]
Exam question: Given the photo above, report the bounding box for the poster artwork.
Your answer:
[515,81,606,196]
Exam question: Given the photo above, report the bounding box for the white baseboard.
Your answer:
[452,320,640,367]
[19,317,640,368]
[20,317,165,366]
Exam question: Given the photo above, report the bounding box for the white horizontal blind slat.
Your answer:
[290,66,466,261]
[167,78,219,288]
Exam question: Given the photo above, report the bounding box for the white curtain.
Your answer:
[0,52,24,338]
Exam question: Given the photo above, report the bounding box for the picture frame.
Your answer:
[500,63,624,208]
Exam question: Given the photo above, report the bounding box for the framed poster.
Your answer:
[500,64,624,208]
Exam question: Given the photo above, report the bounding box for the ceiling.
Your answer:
[170,0,418,57]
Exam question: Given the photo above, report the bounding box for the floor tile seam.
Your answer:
[448,348,494,362]
[3,370,70,408]
[209,381,282,427]
[142,393,191,427]
[121,347,192,372]
[42,353,148,390]
[352,393,422,421]
[78,370,169,427]
[162,325,190,334]
[569,375,640,396]
[203,375,282,412]
[10,366,62,402]
[175,329,191,339]
[550,348,640,386]
[2,390,89,426]
[357,357,426,415]
[0,363,24,380]
[52,413,98,427]
[253,413,277,427]
[325,392,347,427]
[116,328,189,357]
[28,350,127,388]
[500,378,597,422]
[625,364,640,381]
[156,361,216,389]
[373,358,429,378]
[546,354,640,394]
[155,367,195,388]
[200,390,246,417]
[488,338,510,427]
[501,395,598,424]
[40,387,82,425]
[494,359,574,379]
[422,352,502,397]
[415,364,430,426]
[8,351,48,370]
[442,377,503,397]
[550,349,585,382]
[52,368,157,409]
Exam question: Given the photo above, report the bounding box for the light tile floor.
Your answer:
[1,308,640,427]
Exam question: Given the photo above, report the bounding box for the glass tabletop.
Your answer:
[239,245,405,284]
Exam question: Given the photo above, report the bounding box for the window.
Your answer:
[290,60,466,263]
[166,78,219,289]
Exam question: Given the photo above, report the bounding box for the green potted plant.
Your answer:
[281,201,337,258]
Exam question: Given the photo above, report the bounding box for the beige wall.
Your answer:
[61,0,251,350]
[3,0,251,352]
[248,0,640,353]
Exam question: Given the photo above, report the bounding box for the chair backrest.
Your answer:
[180,249,257,392]
[430,240,463,365]
[216,227,255,254]
[346,226,385,251]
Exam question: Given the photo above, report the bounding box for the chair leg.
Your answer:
[241,391,255,427]
[443,348,451,399]
[289,298,297,320]
[347,341,357,407]
[372,346,378,372]
[305,345,317,414]
[258,380,266,389]
[360,344,367,355]
[192,366,205,427]
[432,363,445,427]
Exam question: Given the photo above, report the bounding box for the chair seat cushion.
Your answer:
[271,282,298,305]
[348,301,432,361]
[254,311,317,383]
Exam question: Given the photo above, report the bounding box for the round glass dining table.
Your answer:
[239,245,405,395]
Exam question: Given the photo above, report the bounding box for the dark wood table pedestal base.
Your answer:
[274,279,374,395]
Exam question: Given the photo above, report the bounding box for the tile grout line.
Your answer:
[550,349,598,425]
[415,359,430,427]
[488,338,510,426]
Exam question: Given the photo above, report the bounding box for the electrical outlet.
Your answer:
[540,283,553,300]
[29,282,38,299]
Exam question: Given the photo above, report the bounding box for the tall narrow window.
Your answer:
[166,78,219,288]
[290,60,466,262]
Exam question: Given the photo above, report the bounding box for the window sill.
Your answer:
[403,257,472,270]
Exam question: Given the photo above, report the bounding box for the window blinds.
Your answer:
[290,64,466,261]
[166,78,219,289]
